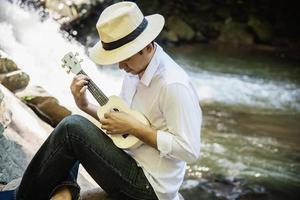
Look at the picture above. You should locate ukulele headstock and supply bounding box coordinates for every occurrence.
[61,52,83,74]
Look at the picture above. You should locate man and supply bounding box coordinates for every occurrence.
[1,1,201,200]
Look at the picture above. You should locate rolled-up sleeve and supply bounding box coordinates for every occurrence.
[157,83,202,164]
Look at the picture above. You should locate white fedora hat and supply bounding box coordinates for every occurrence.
[89,1,165,65]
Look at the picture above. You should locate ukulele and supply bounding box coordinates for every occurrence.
[61,52,149,149]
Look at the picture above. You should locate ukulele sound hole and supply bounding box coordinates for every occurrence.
[122,134,129,139]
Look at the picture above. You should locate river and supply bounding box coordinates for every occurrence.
[0,1,299,199]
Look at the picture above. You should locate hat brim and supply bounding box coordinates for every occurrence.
[89,14,165,65]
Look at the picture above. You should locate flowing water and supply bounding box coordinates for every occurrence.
[1,1,300,199]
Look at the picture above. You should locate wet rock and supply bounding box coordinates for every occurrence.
[166,16,195,41]
[0,70,30,92]
[0,51,19,73]
[218,19,254,46]
[45,0,94,24]
[160,30,179,43]
[180,175,268,200]
[0,88,11,131]
[195,31,208,42]
[248,15,272,42]
[200,24,220,40]
[0,85,50,183]
[81,188,110,200]
[216,7,232,20]
[0,85,95,190]
[16,85,72,127]
[1,178,21,191]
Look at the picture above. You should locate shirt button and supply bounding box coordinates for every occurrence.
[146,184,150,189]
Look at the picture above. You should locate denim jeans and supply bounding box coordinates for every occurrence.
[15,115,158,200]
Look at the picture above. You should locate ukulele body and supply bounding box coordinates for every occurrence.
[97,95,149,149]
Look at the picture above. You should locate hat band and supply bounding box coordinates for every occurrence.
[101,18,148,51]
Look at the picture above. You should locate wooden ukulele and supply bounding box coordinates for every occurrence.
[61,52,149,149]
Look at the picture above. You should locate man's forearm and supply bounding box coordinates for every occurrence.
[131,123,158,149]
[80,103,99,120]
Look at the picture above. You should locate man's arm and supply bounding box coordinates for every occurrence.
[156,83,202,163]
[131,123,157,149]
[99,112,158,148]
[99,83,202,163]
[70,74,99,120]
[80,103,99,120]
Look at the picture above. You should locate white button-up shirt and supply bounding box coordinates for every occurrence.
[119,44,202,200]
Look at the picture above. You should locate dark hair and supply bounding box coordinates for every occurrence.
[138,41,155,55]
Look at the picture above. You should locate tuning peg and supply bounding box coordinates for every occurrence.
[79,59,83,63]
[66,67,71,74]
[61,64,65,68]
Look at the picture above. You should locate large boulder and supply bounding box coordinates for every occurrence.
[44,0,93,24]
[0,51,30,92]
[0,85,51,183]
[0,51,19,73]
[160,30,179,43]
[218,19,254,46]
[0,88,9,133]
[0,85,98,194]
[165,16,195,42]
[81,188,110,200]
[0,70,30,92]
[16,85,72,127]
[248,15,272,42]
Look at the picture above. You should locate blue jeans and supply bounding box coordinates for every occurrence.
[15,115,158,200]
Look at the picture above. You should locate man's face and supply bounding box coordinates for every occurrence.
[118,49,148,76]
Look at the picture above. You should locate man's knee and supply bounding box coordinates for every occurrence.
[59,115,88,128]
[52,115,88,137]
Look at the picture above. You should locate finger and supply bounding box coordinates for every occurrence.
[73,74,90,82]
[99,118,109,125]
[79,85,88,94]
[101,125,109,130]
[70,76,88,91]
[76,79,89,87]
[104,112,111,118]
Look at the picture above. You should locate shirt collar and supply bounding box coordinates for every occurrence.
[139,43,162,87]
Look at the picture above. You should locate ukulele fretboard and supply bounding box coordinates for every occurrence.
[78,70,109,106]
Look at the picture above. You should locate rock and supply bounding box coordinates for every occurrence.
[166,16,195,41]
[0,84,51,151]
[16,85,72,127]
[45,0,93,24]
[0,85,96,191]
[216,7,232,20]
[200,24,220,40]
[0,85,51,183]
[0,51,19,73]
[0,88,12,130]
[0,88,3,103]
[248,15,272,42]
[180,175,267,200]
[1,178,21,191]
[218,19,254,46]
[81,188,110,200]
[160,30,179,43]
[0,70,30,92]
[195,31,208,42]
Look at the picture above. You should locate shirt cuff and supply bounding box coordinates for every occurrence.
[157,130,173,157]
